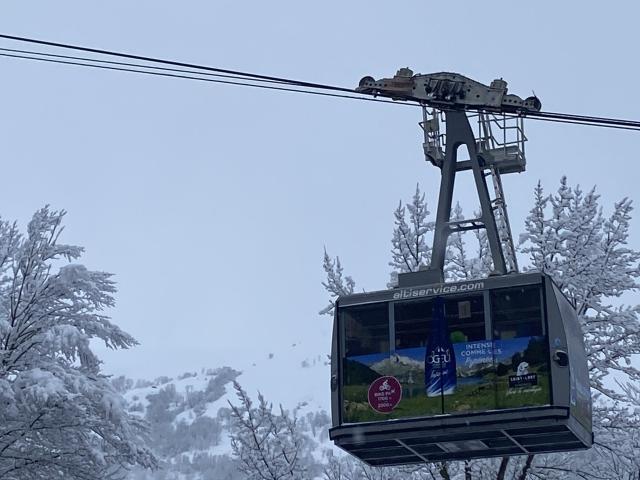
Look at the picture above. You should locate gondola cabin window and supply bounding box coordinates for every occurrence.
[491,285,544,340]
[341,303,391,423]
[340,285,551,423]
[491,285,550,408]
[343,303,389,358]
[393,299,440,416]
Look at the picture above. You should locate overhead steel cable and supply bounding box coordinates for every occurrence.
[0,46,294,85]
[0,33,358,94]
[526,110,640,129]
[1,33,640,131]
[524,117,640,132]
[502,112,640,131]
[4,49,639,130]
[0,51,409,106]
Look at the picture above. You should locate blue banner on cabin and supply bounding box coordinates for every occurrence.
[424,297,457,397]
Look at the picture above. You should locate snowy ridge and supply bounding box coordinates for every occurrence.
[117,330,336,478]
[122,342,330,419]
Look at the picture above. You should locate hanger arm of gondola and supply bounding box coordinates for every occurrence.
[356,68,640,130]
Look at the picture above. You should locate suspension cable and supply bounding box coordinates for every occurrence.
[2,33,640,131]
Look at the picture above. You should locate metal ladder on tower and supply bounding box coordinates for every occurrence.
[475,110,520,273]
[487,163,518,273]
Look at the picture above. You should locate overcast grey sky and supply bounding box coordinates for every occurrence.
[2,1,639,379]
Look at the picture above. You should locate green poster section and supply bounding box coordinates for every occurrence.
[342,336,550,424]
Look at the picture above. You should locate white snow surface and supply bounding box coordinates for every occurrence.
[121,319,335,458]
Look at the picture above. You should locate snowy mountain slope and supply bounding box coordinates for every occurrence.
[122,342,331,416]
[117,323,337,479]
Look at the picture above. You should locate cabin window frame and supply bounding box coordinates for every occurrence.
[336,277,551,425]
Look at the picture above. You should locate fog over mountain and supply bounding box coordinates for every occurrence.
[116,336,334,479]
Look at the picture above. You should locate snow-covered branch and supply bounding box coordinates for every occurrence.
[228,381,307,480]
[320,249,355,316]
[0,207,156,480]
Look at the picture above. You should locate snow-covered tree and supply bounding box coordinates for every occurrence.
[520,179,640,397]
[445,203,492,281]
[323,454,460,480]
[517,178,640,479]
[228,382,307,480]
[0,207,156,479]
[320,249,355,316]
[388,184,433,286]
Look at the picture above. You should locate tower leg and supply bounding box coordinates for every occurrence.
[425,110,507,283]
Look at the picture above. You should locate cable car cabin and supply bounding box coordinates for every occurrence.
[329,271,592,466]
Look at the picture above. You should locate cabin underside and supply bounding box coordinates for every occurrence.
[329,407,592,466]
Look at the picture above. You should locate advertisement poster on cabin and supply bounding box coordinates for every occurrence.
[342,335,551,423]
